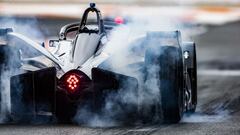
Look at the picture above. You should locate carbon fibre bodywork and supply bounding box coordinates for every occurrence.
[10,67,138,122]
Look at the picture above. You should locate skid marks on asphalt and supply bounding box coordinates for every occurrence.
[93,125,168,135]
[194,74,240,124]
[198,69,240,76]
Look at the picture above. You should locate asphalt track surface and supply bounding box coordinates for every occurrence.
[0,18,240,135]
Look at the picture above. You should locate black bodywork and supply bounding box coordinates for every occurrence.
[10,67,138,123]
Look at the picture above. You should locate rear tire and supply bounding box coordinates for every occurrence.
[0,45,21,71]
[0,45,21,122]
[145,46,184,123]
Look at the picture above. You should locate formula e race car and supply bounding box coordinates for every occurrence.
[0,3,197,124]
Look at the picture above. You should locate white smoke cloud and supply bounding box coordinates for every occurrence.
[0,70,11,121]
[182,110,230,123]
[0,17,46,41]
[74,16,185,126]
[0,17,47,123]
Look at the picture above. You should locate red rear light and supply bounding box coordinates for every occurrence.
[59,70,91,94]
[114,16,124,24]
[66,75,79,91]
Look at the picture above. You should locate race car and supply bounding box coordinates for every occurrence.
[0,3,197,124]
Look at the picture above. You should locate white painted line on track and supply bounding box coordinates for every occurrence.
[198,69,240,76]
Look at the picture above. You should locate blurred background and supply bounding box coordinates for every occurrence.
[1,0,239,75]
